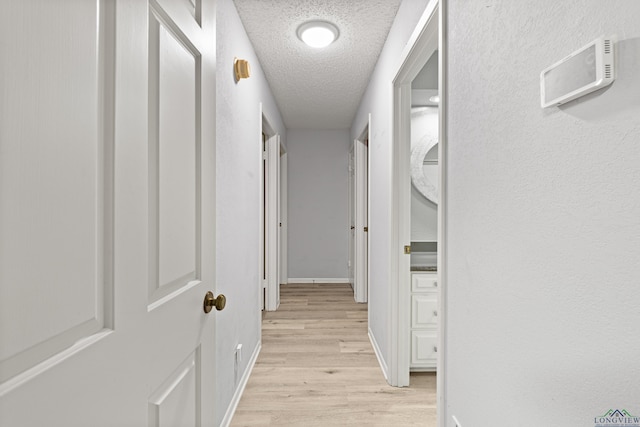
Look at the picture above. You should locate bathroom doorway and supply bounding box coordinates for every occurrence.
[353,120,370,304]
[389,0,442,392]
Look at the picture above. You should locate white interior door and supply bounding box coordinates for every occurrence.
[279,152,288,286]
[0,1,218,425]
[391,2,439,389]
[354,134,369,303]
[261,131,267,310]
[348,146,356,289]
[265,135,280,311]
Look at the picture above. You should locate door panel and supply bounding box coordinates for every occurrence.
[354,137,369,303]
[275,140,281,307]
[348,146,355,288]
[0,1,217,425]
[0,0,112,387]
[148,349,200,427]
[279,153,288,286]
[149,8,200,302]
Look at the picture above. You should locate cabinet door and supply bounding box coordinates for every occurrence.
[412,294,438,328]
[412,273,438,292]
[411,330,438,367]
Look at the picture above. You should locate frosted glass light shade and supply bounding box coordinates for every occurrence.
[297,21,339,48]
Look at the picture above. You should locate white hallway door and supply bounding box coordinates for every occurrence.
[264,135,281,311]
[0,1,218,426]
[348,146,356,288]
[354,134,369,303]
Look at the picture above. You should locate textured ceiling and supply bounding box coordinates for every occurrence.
[233,0,403,129]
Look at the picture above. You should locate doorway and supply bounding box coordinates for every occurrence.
[352,121,370,304]
[390,0,441,393]
[348,145,355,289]
[260,112,286,312]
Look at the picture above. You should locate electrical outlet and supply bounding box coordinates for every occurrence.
[452,415,461,427]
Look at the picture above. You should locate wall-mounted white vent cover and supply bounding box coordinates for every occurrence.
[540,36,615,108]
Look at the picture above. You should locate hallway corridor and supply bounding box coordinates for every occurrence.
[231,283,436,426]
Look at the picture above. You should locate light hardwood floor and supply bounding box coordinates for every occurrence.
[230,283,436,426]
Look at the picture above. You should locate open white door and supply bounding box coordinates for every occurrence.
[354,125,370,304]
[348,146,356,289]
[0,1,218,425]
[264,135,281,311]
[390,0,439,389]
[279,151,288,286]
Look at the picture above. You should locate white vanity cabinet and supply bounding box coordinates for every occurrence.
[410,272,438,370]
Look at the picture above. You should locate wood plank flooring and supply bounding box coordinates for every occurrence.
[230,283,436,426]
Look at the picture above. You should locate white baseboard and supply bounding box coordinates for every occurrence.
[219,341,261,427]
[287,278,350,284]
[369,327,388,382]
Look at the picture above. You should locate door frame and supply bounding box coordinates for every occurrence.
[259,108,272,311]
[260,109,283,312]
[265,135,283,311]
[389,0,442,394]
[348,144,355,289]
[279,148,288,287]
[354,118,370,304]
[437,3,448,422]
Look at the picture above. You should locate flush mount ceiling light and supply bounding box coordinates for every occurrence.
[297,21,339,48]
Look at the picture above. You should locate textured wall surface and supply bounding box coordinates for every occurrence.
[351,0,432,375]
[445,1,640,425]
[287,129,350,279]
[215,0,286,424]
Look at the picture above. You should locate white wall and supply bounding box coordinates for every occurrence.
[287,129,350,280]
[351,0,432,375]
[444,1,640,426]
[215,0,286,424]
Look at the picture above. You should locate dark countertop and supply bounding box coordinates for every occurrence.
[410,266,437,272]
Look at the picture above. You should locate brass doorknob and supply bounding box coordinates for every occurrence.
[203,291,226,313]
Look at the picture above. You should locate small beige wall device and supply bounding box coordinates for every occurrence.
[540,36,615,108]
